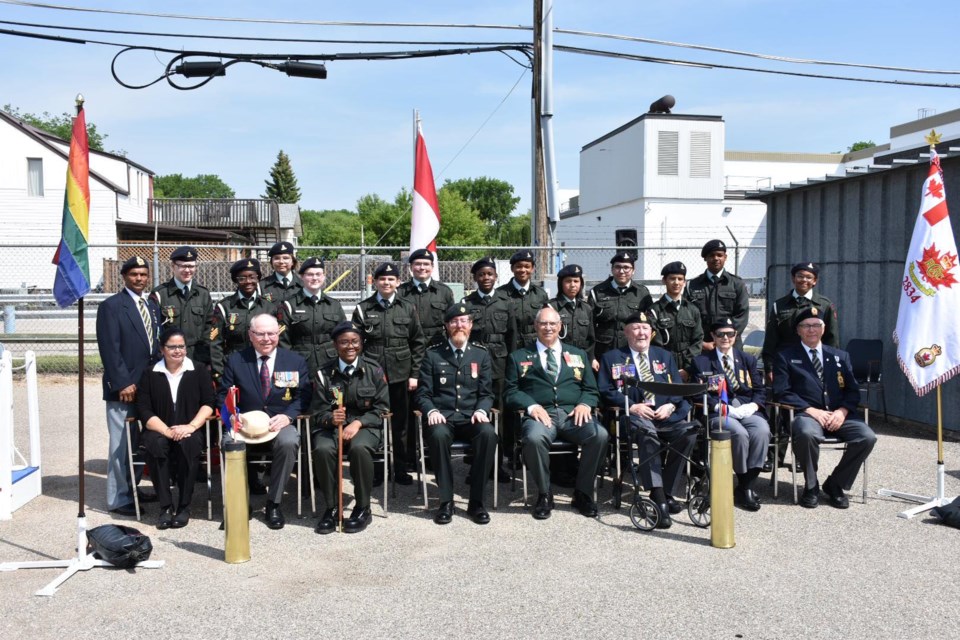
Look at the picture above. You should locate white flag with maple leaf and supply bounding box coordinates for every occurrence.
[894,147,960,395]
[410,120,440,257]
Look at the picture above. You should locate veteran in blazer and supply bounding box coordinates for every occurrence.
[218,314,312,529]
[504,306,608,520]
[773,307,875,509]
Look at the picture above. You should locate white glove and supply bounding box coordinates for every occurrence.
[724,405,743,420]
[739,403,759,417]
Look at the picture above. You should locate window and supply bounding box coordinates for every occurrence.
[690,131,712,178]
[27,158,44,196]
[657,130,679,176]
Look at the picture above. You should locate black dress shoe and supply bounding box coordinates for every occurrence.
[533,493,552,520]
[137,489,158,503]
[265,501,285,529]
[466,501,490,525]
[315,507,339,534]
[344,506,372,533]
[110,503,138,517]
[800,485,820,509]
[394,471,413,486]
[572,490,599,518]
[761,461,774,473]
[434,501,454,525]
[171,507,191,528]
[655,503,674,529]
[822,478,850,509]
[780,460,803,473]
[157,506,174,530]
[734,488,761,512]
[665,496,683,515]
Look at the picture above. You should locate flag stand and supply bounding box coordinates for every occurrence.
[878,387,957,518]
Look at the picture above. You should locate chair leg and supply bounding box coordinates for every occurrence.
[522,455,528,507]
[125,421,141,522]
[790,419,798,505]
[384,416,391,516]
[205,423,212,520]
[417,415,428,509]
[304,420,316,517]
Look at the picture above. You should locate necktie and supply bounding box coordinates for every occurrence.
[282,277,290,288]
[180,286,189,298]
[137,298,153,349]
[519,289,527,297]
[311,295,318,305]
[260,355,271,399]
[810,349,824,381]
[722,355,740,391]
[619,287,627,295]
[419,283,427,293]
[344,364,354,377]
[637,354,655,403]
[545,348,558,380]
[382,298,391,309]
[455,348,463,365]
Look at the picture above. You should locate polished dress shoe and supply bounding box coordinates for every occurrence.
[157,506,174,530]
[655,503,673,529]
[137,489,158,503]
[110,503,138,517]
[665,496,683,515]
[172,507,191,528]
[344,506,372,533]
[572,490,599,518]
[394,471,413,486]
[466,501,490,525]
[434,501,454,525]
[800,485,820,509]
[265,501,285,529]
[761,461,774,473]
[822,478,850,509]
[533,493,552,520]
[315,507,339,534]
[734,488,761,512]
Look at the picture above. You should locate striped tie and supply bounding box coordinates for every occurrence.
[637,354,655,403]
[810,349,824,381]
[545,348,558,380]
[137,298,153,350]
[722,355,740,391]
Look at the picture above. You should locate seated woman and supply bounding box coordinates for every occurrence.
[136,327,215,529]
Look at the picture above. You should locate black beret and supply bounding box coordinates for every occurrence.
[268,242,295,257]
[169,246,198,262]
[443,303,472,323]
[791,262,819,277]
[794,306,824,327]
[229,258,261,279]
[510,250,535,265]
[121,256,149,274]
[299,257,325,274]
[374,262,399,278]
[557,264,584,280]
[710,317,736,333]
[701,239,727,257]
[471,256,496,274]
[661,261,687,277]
[330,321,362,341]
[610,251,636,265]
[409,248,435,263]
[624,311,653,326]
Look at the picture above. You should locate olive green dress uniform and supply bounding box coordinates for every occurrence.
[685,269,750,350]
[462,289,517,384]
[209,292,278,381]
[761,291,840,369]
[261,272,303,304]
[311,355,390,510]
[649,295,703,373]
[496,281,549,350]
[150,279,214,365]
[589,278,653,362]
[277,291,346,374]
[397,279,456,347]
[549,295,596,363]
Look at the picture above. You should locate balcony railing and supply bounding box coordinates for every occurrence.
[148,198,280,230]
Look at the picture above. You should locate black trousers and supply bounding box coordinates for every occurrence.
[389,382,412,470]
[142,428,203,510]
[425,414,498,503]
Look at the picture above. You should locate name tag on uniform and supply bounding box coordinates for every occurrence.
[790,359,803,365]
[274,371,299,388]
[295,310,306,314]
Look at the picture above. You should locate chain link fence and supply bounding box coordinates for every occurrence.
[0,242,766,375]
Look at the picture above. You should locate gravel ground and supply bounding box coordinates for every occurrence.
[1,377,958,639]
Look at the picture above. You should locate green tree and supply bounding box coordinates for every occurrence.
[500,212,532,252]
[299,209,363,253]
[358,189,412,252]
[153,173,236,199]
[434,186,488,260]
[443,177,520,233]
[262,150,301,203]
[3,103,107,151]
[848,140,877,152]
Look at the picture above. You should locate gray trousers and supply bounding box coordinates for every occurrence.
[521,407,609,496]
[426,415,497,504]
[709,412,771,475]
[791,414,876,491]
[313,427,382,509]
[105,401,138,510]
[629,417,698,499]
[245,423,300,505]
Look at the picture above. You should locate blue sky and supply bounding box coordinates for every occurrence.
[3,1,959,215]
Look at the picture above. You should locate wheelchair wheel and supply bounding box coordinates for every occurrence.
[687,479,711,528]
[629,497,660,531]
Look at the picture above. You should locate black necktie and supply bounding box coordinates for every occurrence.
[344,364,354,377]
[282,277,290,288]
[455,348,463,365]
[382,299,391,309]
[419,283,427,293]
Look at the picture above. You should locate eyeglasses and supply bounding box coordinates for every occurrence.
[336,339,362,348]
[714,331,736,338]
[251,331,279,339]
[164,344,187,351]
[612,265,633,271]
[536,321,560,328]
[172,263,197,270]
[797,323,823,330]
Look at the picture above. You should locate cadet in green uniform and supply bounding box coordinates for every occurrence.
[397,248,455,347]
[277,257,346,374]
[685,239,749,352]
[589,250,653,367]
[549,263,596,365]
[495,250,549,350]
[209,259,279,383]
[415,304,498,526]
[261,241,303,304]
[149,245,214,366]
[352,262,427,485]
[311,321,390,535]
[650,261,703,381]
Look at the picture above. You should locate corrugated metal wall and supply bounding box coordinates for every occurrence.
[758,154,960,430]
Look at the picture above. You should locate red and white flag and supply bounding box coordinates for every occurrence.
[410,121,440,256]
[894,145,960,396]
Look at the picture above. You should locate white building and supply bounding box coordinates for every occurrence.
[0,109,153,291]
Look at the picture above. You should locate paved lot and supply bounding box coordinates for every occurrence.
[1,377,959,639]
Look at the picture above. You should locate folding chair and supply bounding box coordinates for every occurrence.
[512,409,598,507]
[846,339,887,421]
[236,415,312,518]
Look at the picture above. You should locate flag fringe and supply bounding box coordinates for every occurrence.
[893,329,960,397]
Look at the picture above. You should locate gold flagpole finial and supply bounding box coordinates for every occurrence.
[925,129,942,147]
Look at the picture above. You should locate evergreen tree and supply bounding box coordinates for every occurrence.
[262,150,301,203]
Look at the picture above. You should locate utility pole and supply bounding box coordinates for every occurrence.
[531,0,549,273]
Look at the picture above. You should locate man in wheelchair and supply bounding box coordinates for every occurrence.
[597,312,698,529]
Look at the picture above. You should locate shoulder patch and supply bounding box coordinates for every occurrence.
[470,341,487,351]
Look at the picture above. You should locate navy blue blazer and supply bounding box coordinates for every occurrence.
[597,345,690,424]
[772,343,860,413]
[218,347,312,422]
[96,289,161,401]
[691,348,765,414]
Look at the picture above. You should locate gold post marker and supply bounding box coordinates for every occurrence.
[710,429,736,549]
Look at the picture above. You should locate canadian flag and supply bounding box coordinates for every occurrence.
[894,147,960,395]
[410,121,440,256]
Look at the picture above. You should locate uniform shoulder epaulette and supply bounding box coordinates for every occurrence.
[470,341,488,351]
[428,341,446,351]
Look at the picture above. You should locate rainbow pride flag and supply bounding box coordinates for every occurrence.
[51,104,91,307]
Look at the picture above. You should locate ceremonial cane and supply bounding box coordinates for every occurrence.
[334,389,345,533]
